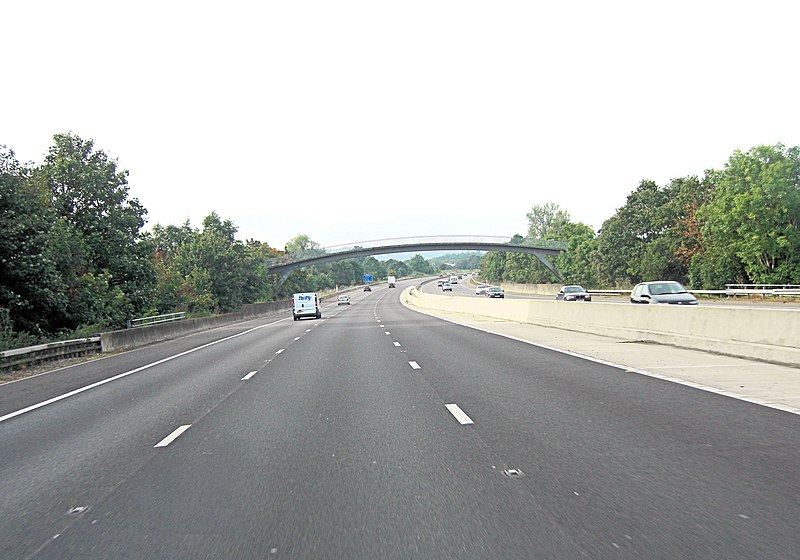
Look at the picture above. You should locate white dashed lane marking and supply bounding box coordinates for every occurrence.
[154,425,192,448]
[445,404,474,425]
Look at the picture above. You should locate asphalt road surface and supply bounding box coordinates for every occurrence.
[1,280,798,559]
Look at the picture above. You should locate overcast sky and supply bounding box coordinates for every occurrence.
[4,1,798,249]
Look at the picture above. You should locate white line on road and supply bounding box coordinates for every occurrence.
[0,321,281,424]
[385,331,391,335]
[276,349,285,355]
[445,404,474,425]
[409,361,421,369]
[393,342,401,347]
[154,424,192,448]
[242,371,258,380]
[293,336,301,341]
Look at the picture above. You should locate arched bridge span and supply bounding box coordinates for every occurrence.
[267,236,567,286]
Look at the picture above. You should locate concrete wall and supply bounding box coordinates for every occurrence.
[499,283,561,296]
[101,300,292,353]
[404,287,800,367]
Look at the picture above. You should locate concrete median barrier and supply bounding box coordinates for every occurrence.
[403,287,800,367]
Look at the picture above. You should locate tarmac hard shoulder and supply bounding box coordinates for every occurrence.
[405,304,800,417]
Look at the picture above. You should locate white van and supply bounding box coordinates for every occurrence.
[292,292,321,320]
[449,275,459,284]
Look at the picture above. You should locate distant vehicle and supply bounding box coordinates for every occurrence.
[437,280,444,287]
[388,276,396,288]
[486,286,504,298]
[442,282,453,292]
[630,281,698,305]
[449,275,459,284]
[363,285,372,292]
[475,284,490,295]
[293,292,321,320]
[556,285,592,302]
[337,295,351,305]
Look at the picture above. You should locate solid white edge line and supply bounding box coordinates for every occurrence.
[0,321,282,424]
[403,304,800,417]
[409,361,421,370]
[445,404,474,425]
[242,371,258,381]
[154,424,192,448]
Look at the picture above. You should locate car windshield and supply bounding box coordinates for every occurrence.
[564,286,583,293]
[649,282,687,295]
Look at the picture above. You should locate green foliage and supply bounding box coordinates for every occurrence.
[481,251,506,282]
[151,212,274,313]
[527,202,570,239]
[36,133,156,319]
[0,147,63,334]
[407,254,434,274]
[362,256,386,279]
[698,144,800,284]
[552,222,597,286]
[383,259,411,278]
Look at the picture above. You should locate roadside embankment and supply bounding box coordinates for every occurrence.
[403,287,800,367]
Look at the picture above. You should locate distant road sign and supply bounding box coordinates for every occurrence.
[363,274,373,283]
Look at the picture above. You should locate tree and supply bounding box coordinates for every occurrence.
[383,259,411,278]
[595,180,669,286]
[33,133,155,328]
[285,234,324,258]
[0,147,63,334]
[407,254,434,274]
[526,203,570,240]
[481,251,505,282]
[697,144,800,284]
[362,256,386,279]
[552,222,597,286]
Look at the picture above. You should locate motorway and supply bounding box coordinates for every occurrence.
[1,279,798,559]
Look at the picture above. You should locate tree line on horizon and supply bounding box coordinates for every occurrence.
[2,133,798,349]
[482,144,800,290]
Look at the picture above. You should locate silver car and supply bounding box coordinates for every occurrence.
[630,281,697,305]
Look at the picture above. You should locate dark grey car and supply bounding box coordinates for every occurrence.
[556,285,592,301]
[630,281,697,305]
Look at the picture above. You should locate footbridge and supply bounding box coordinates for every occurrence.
[267,236,567,286]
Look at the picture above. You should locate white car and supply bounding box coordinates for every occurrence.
[337,295,351,305]
[442,282,453,292]
[475,284,490,295]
